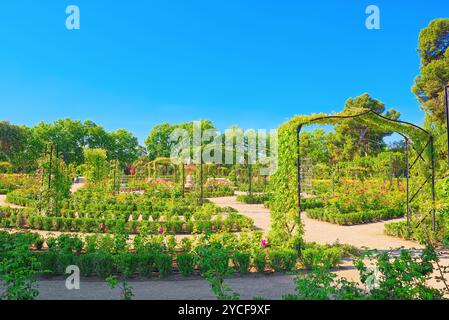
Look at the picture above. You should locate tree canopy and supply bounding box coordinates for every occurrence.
[412,18,449,127]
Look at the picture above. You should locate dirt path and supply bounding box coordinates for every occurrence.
[209,196,421,250]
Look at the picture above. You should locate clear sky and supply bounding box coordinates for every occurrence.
[0,0,448,143]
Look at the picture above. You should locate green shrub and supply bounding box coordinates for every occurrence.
[136,252,155,277]
[268,248,298,272]
[177,253,195,277]
[155,253,172,277]
[236,194,269,205]
[77,253,96,277]
[0,162,13,174]
[37,251,58,276]
[301,198,325,210]
[307,207,403,225]
[56,253,77,275]
[232,251,251,274]
[384,221,413,239]
[253,251,266,273]
[114,253,138,278]
[302,246,344,269]
[94,252,115,278]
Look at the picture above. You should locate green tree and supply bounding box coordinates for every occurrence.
[31,119,86,164]
[83,148,109,184]
[334,94,400,160]
[300,129,330,165]
[145,120,216,160]
[0,121,27,163]
[109,129,142,165]
[84,120,113,150]
[412,19,449,127]
[412,19,449,173]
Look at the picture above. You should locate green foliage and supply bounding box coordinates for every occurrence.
[195,243,239,300]
[155,253,173,277]
[305,180,405,225]
[176,253,195,277]
[0,174,38,195]
[0,121,32,171]
[301,198,325,210]
[413,19,449,127]
[236,194,270,205]
[283,267,363,300]
[145,120,216,160]
[301,245,344,269]
[285,247,447,300]
[0,162,13,174]
[268,248,298,272]
[355,248,444,300]
[232,251,251,274]
[83,149,109,184]
[106,275,134,300]
[307,207,403,225]
[333,94,399,160]
[0,232,41,300]
[252,251,266,273]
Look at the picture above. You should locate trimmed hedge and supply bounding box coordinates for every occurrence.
[301,246,344,269]
[306,207,404,225]
[5,189,38,207]
[384,221,413,239]
[268,248,298,272]
[301,198,325,210]
[0,207,254,235]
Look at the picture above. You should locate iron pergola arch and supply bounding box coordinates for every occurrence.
[296,109,436,232]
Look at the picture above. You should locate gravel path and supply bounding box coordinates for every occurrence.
[209,196,421,250]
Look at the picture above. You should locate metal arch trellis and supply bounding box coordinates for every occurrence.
[296,109,436,232]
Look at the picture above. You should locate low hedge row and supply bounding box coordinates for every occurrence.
[301,198,325,210]
[384,221,413,239]
[35,248,299,277]
[0,211,254,235]
[5,190,38,207]
[0,232,302,278]
[306,207,404,225]
[236,194,269,204]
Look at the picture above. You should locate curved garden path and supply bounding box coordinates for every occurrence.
[209,196,422,250]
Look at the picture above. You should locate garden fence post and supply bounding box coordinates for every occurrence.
[248,163,252,196]
[200,152,204,205]
[430,136,436,232]
[297,125,302,219]
[405,138,411,230]
[48,143,53,190]
[445,84,449,167]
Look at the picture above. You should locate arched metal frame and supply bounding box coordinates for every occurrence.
[149,157,178,181]
[296,110,436,232]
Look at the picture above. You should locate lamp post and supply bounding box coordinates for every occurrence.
[445,84,449,166]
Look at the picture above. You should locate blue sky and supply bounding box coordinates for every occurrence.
[0,0,448,143]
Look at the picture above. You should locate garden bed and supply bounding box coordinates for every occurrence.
[306,207,404,225]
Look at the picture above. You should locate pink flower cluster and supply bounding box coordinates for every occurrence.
[261,239,268,248]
